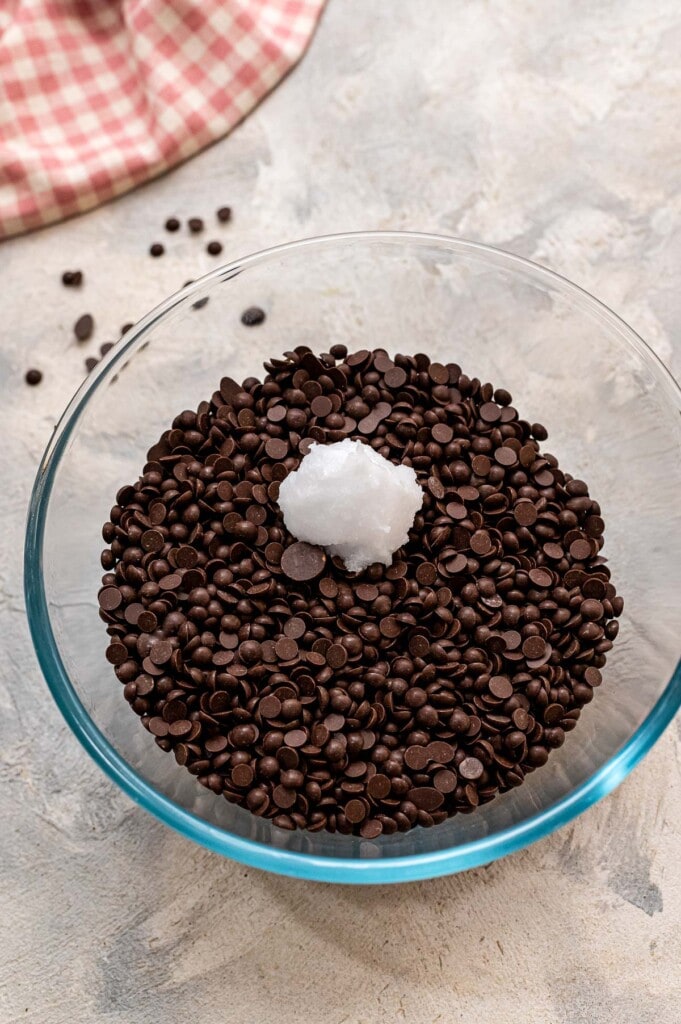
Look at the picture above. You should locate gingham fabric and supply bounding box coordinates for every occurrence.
[0,0,325,238]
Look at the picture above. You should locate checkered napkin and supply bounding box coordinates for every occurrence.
[0,0,325,238]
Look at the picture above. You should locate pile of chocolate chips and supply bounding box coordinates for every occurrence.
[99,347,622,837]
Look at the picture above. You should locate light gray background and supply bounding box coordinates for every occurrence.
[2,2,680,1022]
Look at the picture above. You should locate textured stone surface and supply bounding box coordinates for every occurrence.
[2,2,680,1022]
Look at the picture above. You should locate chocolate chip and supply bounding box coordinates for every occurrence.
[584,667,602,687]
[367,774,391,799]
[149,243,164,257]
[326,644,348,669]
[105,642,127,665]
[345,799,367,824]
[206,241,223,256]
[188,217,204,233]
[98,586,122,611]
[502,630,521,651]
[265,438,288,460]
[570,538,592,561]
[61,270,83,286]
[495,446,518,467]
[428,363,449,385]
[273,785,296,809]
[470,530,492,556]
[284,729,308,748]
[311,395,333,418]
[472,455,491,476]
[433,770,457,793]
[25,368,42,386]
[415,562,437,585]
[241,306,266,326]
[217,206,232,222]
[74,314,94,341]
[232,763,255,787]
[149,640,173,665]
[165,217,180,232]
[360,819,383,839]
[528,568,552,588]
[479,402,501,423]
[513,500,537,526]
[384,366,407,389]
[459,757,484,781]
[259,696,282,719]
[274,637,298,661]
[522,636,546,660]
[404,745,429,771]
[409,635,430,658]
[489,676,513,699]
[281,541,326,581]
[407,787,444,811]
[432,423,454,444]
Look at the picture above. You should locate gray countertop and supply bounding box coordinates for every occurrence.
[2,2,680,1022]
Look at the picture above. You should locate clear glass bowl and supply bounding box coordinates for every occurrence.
[25,232,681,883]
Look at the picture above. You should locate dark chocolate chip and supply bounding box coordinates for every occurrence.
[74,314,94,341]
[241,306,266,327]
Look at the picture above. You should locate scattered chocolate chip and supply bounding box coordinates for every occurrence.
[149,243,164,257]
[121,323,133,334]
[25,368,42,386]
[206,240,223,256]
[188,217,204,233]
[241,306,266,327]
[217,206,232,223]
[61,270,83,287]
[165,217,181,232]
[74,314,94,341]
[84,357,99,373]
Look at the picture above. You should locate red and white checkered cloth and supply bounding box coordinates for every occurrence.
[0,0,325,238]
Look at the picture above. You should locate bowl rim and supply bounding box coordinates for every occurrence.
[24,230,681,883]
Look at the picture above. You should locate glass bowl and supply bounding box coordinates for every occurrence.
[25,232,681,883]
